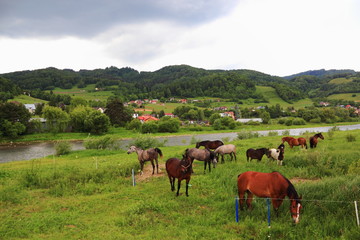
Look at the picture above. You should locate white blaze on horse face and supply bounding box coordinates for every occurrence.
[294,203,301,224]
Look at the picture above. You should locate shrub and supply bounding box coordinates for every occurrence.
[346,134,356,142]
[267,131,278,136]
[158,118,180,133]
[55,141,71,156]
[237,130,260,140]
[293,118,306,125]
[125,119,142,131]
[83,136,118,150]
[285,119,293,126]
[131,134,166,149]
[309,117,321,123]
[141,122,158,133]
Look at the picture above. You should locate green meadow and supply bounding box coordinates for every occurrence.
[1,130,359,239]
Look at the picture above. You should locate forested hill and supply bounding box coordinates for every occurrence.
[284,69,356,79]
[1,65,359,102]
[1,65,303,103]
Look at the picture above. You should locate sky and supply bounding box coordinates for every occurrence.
[1,0,359,77]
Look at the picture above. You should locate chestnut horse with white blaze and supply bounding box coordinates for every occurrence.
[237,171,302,224]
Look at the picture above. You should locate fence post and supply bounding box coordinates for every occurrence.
[132,169,136,187]
[235,197,239,222]
[267,198,271,228]
[355,201,359,226]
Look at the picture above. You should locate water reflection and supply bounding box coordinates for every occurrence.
[1,124,359,163]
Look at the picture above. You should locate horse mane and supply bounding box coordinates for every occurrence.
[273,171,300,202]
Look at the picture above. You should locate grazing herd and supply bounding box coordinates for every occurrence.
[127,132,324,223]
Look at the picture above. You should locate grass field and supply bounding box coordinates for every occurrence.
[1,130,359,239]
[328,93,360,102]
[50,84,114,101]
[328,77,354,85]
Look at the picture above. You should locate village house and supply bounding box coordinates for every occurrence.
[137,115,159,123]
[24,104,36,114]
[219,111,235,119]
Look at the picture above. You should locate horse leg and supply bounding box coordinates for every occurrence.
[185,177,190,197]
[233,152,237,161]
[208,160,211,172]
[221,154,224,164]
[176,179,182,196]
[150,160,155,175]
[238,192,245,211]
[140,161,144,175]
[155,158,159,174]
[271,198,284,217]
[246,192,254,210]
[168,176,175,191]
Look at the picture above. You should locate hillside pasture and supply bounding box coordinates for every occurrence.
[328,92,360,102]
[49,84,115,101]
[1,130,359,239]
[10,94,48,104]
[329,77,353,84]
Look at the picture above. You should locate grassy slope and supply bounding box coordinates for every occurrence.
[1,130,360,239]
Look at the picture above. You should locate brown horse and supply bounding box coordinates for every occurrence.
[165,154,192,196]
[282,136,308,149]
[310,133,324,148]
[237,171,303,224]
[195,140,224,150]
[127,146,163,175]
[185,148,216,173]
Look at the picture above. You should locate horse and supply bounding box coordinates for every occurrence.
[267,143,285,166]
[195,140,224,150]
[165,154,192,196]
[310,133,324,148]
[237,171,303,224]
[282,136,308,149]
[184,148,216,173]
[246,148,269,162]
[127,146,163,175]
[214,144,236,163]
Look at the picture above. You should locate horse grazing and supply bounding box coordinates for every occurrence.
[237,171,303,224]
[214,144,237,163]
[282,136,308,149]
[310,133,324,148]
[195,140,224,150]
[267,143,285,166]
[185,148,216,173]
[246,148,269,162]
[165,154,192,196]
[127,146,163,175]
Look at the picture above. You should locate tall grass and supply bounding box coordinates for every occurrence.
[1,131,360,239]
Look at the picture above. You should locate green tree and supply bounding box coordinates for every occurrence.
[209,113,221,125]
[70,106,91,132]
[104,98,132,127]
[260,111,271,124]
[1,120,26,138]
[84,110,110,134]
[42,106,70,133]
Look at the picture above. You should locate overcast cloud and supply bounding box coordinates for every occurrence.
[1,0,359,76]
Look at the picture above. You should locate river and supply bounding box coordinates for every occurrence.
[1,124,360,163]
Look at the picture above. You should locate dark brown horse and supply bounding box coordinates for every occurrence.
[195,140,224,150]
[246,148,269,162]
[282,136,308,149]
[127,146,163,175]
[165,154,192,196]
[310,133,324,148]
[237,171,303,224]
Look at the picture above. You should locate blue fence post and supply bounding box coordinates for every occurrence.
[235,197,239,223]
[267,198,271,228]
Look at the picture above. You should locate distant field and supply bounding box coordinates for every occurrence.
[10,94,48,104]
[50,84,114,101]
[329,77,353,84]
[328,93,360,102]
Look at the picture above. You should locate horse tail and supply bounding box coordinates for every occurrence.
[155,148,163,158]
[304,143,308,149]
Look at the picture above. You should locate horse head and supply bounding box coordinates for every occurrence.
[127,145,137,154]
[318,133,324,140]
[195,142,200,148]
[290,196,302,224]
[181,154,192,173]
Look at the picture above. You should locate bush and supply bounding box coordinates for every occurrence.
[55,141,71,156]
[237,130,260,140]
[158,118,180,133]
[346,134,356,142]
[131,134,166,149]
[293,118,306,125]
[125,119,142,131]
[285,119,293,126]
[141,122,158,133]
[83,136,118,150]
[309,117,321,123]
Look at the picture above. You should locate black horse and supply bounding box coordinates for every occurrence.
[246,148,269,162]
[195,140,224,150]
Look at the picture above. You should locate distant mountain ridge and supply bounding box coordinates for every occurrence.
[284,69,356,79]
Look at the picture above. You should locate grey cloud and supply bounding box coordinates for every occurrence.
[0,0,238,38]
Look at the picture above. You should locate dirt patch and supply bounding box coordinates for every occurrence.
[134,108,153,112]
[291,177,320,184]
[135,162,166,182]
